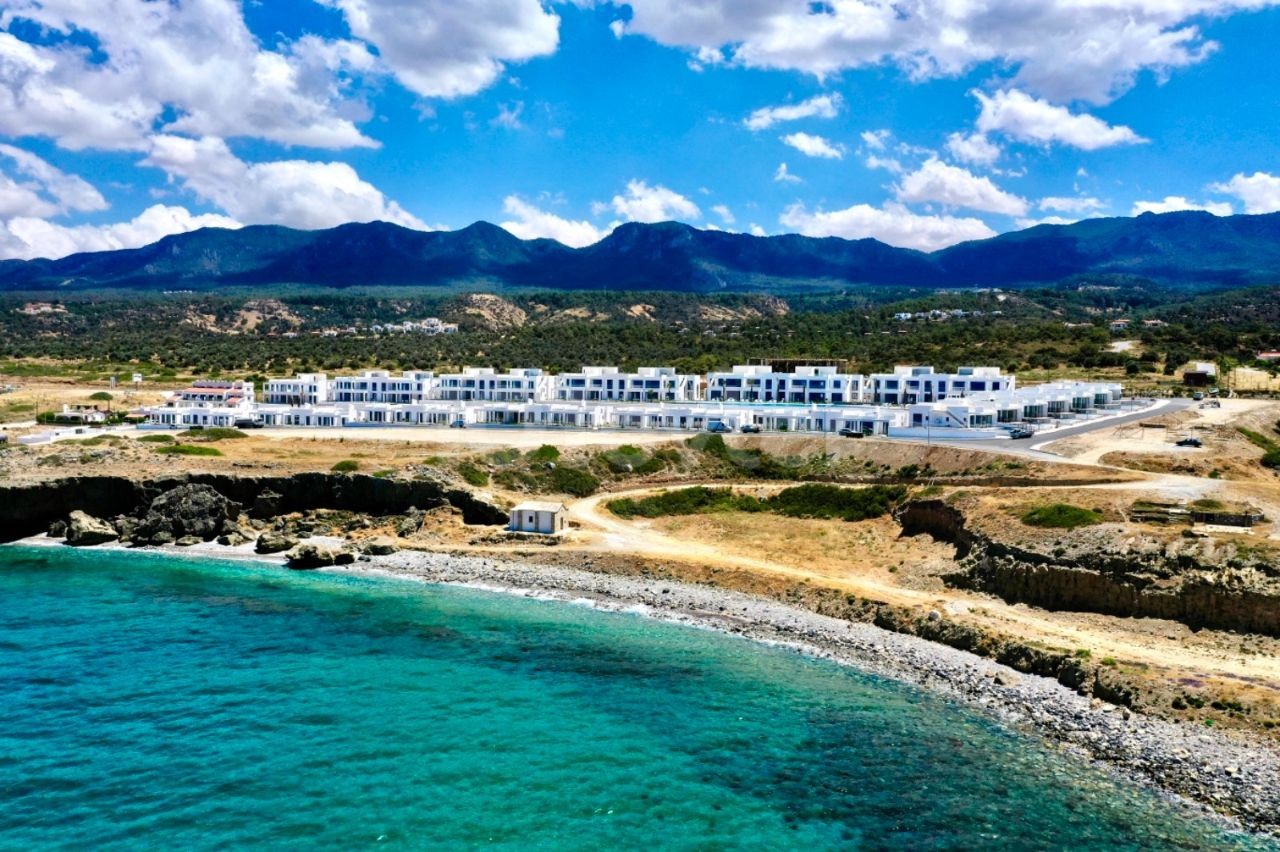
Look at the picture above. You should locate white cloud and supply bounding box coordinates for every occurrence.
[1,2,378,151]
[861,129,891,151]
[0,144,107,215]
[865,154,903,174]
[781,132,844,159]
[895,158,1028,216]
[143,135,425,231]
[945,132,1000,166]
[610,0,1273,104]
[1131,196,1232,216]
[319,0,560,99]
[1211,172,1280,214]
[0,204,240,260]
[1039,196,1105,213]
[774,162,802,184]
[491,101,525,130]
[711,204,735,224]
[499,195,606,247]
[749,223,766,237]
[780,201,995,252]
[607,179,700,222]
[974,89,1146,151]
[744,93,842,131]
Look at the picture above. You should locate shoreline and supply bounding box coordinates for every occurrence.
[10,535,1280,837]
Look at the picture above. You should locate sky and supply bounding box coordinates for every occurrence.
[1,1,1280,260]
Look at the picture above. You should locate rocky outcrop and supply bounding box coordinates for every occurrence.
[361,537,399,556]
[0,473,508,542]
[898,499,1280,637]
[128,484,242,545]
[255,531,297,554]
[65,511,117,546]
[286,543,356,570]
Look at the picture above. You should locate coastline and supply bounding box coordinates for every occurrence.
[10,535,1280,837]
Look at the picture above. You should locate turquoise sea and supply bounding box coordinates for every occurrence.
[0,544,1270,850]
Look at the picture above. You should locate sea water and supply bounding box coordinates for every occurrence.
[0,544,1270,850]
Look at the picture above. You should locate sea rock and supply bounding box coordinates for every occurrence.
[217,526,253,547]
[132,484,242,545]
[250,488,283,520]
[175,536,202,547]
[47,519,67,538]
[286,543,356,570]
[255,531,297,554]
[361,537,399,556]
[65,511,118,546]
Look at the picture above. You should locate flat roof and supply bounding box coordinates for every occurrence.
[511,501,566,513]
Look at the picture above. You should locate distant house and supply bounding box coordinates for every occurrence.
[1257,351,1280,362]
[1183,362,1218,388]
[508,501,567,535]
[1108,318,1131,334]
[56,404,107,424]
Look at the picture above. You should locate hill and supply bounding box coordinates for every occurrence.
[2,210,1279,293]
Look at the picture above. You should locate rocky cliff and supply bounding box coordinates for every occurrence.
[0,473,507,542]
[897,500,1280,636]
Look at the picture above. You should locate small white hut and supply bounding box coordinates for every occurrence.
[508,501,567,535]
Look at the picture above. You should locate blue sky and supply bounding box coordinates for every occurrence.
[1,0,1279,259]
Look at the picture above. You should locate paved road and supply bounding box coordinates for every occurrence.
[917,398,1192,460]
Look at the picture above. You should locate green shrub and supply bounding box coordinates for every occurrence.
[608,487,756,519]
[486,448,522,466]
[331,459,360,472]
[526,444,561,464]
[88,391,113,401]
[137,433,175,443]
[178,427,247,442]
[371,469,395,479]
[154,444,223,456]
[549,466,599,497]
[457,461,490,487]
[764,484,907,522]
[1020,503,1103,529]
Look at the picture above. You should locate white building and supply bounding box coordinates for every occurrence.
[706,365,865,404]
[332,370,436,404]
[174,380,254,407]
[263,373,329,406]
[869,366,1013,404]
[436,368,552,402]
[508,501,567,534]
[553,366,702,402]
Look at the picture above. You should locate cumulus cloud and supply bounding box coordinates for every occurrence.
[1211,172,1280,214]
[780,201,995,252]
[319,0,560,99]
[0,144,107,217]
[1039,196,1105,213]
[143,135,426,231]
[744,93,842,131]
[861,129,891,151]
[945,132,1001,166]
[0,203,240,261]
[974,89,1146,151]
[895,158,1028,216]
[499,195,606,247]
[606,180,700,223]
[711,204,735,224]
[1131,196,1232,216]
[774,162,802,184]
[781,132,844,159]
[1015,215,1080,228]
[608,0,1274,105]
[0,2,378,151]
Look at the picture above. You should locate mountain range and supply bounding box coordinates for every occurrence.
[3,210,1280,293]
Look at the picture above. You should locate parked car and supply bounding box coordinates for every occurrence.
[739,424,761,434]
[1175,437,1203,447]
[1192,392,1205,401]
[1006,428,1035,440]
[233,418,264,429]
[706,421,731,433]
[449,419,467,429]
[838,428,865,438]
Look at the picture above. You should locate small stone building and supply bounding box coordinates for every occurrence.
[508,501,567,535]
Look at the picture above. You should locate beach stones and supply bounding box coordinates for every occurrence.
[65,511,118,546]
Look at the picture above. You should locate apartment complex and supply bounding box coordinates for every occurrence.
[706,365,865,404]
[553,367,702,402]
